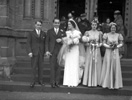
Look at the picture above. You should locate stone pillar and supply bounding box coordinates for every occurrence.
[0,0,8,27]
[125,0,132,58]
[85,0,98,21]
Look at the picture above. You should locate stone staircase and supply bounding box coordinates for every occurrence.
[0,58,132,96]
[10,58,132,86]
[11,57,64,84]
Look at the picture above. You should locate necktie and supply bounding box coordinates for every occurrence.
[37,30,40,36]
[55,28,58,34]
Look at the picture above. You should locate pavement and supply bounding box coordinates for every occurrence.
[0,91,132,100]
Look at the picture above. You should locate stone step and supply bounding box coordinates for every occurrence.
[0,81,132,96]
[16,61,132,66]
[13,67,51,75]
[10,74,132,86]
[15,62,50,68]
[13,67,64,75]
[121,65,132,71]
[16,56,49,62]
[121,59,132,65]
[13,67,132,79]
[11,74,50,83]
[123,78,132,86]
[122,71,132,78]
[11,74,64,84]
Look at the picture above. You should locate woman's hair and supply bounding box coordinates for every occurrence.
[68,20,76,28]
[91,20,99,29]
[109,22,117,30]
[91,20,98,25]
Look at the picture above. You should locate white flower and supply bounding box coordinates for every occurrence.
[67,38,73,45]
[62,37,68,43]
[73,38,79,44]
[82,36,88,42]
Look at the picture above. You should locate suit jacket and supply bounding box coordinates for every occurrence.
[45,28,66,54]
[27,29,46,56]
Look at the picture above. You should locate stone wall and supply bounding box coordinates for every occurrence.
[0,0,57,60]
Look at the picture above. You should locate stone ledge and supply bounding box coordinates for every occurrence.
[0,27,47,38]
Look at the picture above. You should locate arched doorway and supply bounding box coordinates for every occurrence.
[58,0,85,19]
[97,0,126,23]
[58,0,126,22]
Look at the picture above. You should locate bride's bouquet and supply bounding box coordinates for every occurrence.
[67,35,79,50]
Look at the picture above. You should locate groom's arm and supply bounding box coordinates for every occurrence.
[56,29,66,44]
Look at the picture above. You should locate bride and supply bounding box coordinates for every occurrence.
[58,19,85,87]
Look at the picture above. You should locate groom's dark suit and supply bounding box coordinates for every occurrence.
[45,28,66,85]
[27,29,46,84]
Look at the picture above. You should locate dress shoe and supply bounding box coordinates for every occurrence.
[38,82,45,86]
[51,84,55,88]
[55,83,60,88]
[30,82,35,88]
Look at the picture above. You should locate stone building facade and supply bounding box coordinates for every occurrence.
[0,0,132,66]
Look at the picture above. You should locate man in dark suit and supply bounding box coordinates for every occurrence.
[27,20,46,88]
[78,13,91,35]
[45,18,66,88]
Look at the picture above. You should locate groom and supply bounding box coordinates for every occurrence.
[45,18,66,88]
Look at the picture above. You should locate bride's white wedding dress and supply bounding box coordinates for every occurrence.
[63,30,81,87]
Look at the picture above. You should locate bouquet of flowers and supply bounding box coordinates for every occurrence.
[67,36,79,50]
[109,41,117,50]
[82,36,89,42]
[90,39,97,47]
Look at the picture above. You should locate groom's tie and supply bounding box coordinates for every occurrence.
[55,28,58,35]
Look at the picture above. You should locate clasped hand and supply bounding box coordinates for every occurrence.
[91,43,100,47]
[28,53,33,57]
[56,38,62,43]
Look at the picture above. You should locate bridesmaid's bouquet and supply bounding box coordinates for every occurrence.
[109,41,117,50]
[90,39,97,47]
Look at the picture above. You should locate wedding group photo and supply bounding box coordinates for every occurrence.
[0,0,132,100]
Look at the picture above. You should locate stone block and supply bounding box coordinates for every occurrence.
[0,5,7,16]
[15,38,28,57]
[0,0,7,5]
[0,17,7,26]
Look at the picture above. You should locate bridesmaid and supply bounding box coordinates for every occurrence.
[82,20,102,87]
[100,22,123,89]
